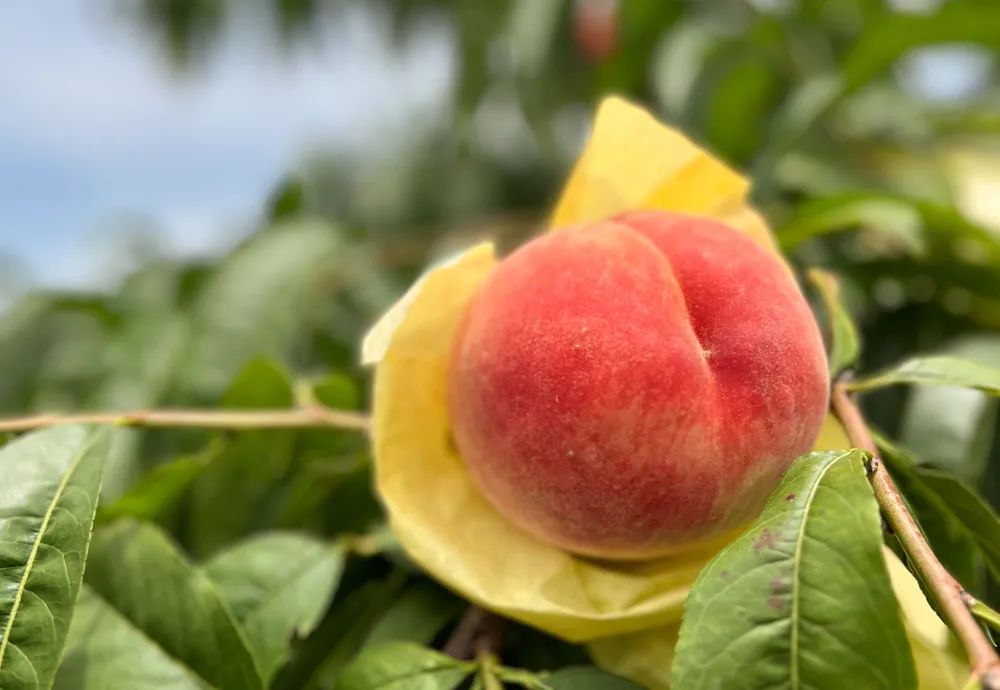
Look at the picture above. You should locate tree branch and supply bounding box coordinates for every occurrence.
[0,407,370,433]
[444,606,506,661]
[831,381,1000,689]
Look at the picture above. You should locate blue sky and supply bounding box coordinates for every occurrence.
[1,2,990,301]
[0,3,453,295]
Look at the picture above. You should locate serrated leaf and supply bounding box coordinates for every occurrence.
[808,269,860,377]
[204,532,347,682]
[672,450,916,690]
[334,643,474,690]
[850,355,1000,395]
[77,520,263,690]
[543,666,643,689]
[0,425,109,690]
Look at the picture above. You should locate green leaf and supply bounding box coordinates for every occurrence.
[900,335,1000,484]
[877,435,1000,588]
[204,532,347,683]
[912,469,1000,581]
[757,4,1000,193]
[842,5,1000,94]
[79,520,263,690]
[186,358,296,556]
[850,355,1000,395]
[807,269,860,377]
[970,599,1000,632]
[310,372,362,411]
[364,581,464,649]
[543,666,643,689]
[334,643,474,690]
[99,442,220,523]
[176,220,340,400]
[0,426,109,690]
[778,194,924,251]
[274,571,408,690]
[88,312,189,499]
[54,586,211,690]
[671,450,916,690]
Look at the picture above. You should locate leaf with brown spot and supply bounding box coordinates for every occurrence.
[672,450,916,690]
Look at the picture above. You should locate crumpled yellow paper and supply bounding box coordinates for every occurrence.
[364,96,966,685]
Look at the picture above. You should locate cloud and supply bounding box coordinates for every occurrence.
[0,2,455,291]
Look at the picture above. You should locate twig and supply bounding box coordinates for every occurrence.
[0,407,370,433]
[443,606,507,661]
[831,380,1000,689]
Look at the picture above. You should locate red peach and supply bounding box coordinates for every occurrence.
[448,211,829,559]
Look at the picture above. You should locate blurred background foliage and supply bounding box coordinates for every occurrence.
[5,0,1000,682]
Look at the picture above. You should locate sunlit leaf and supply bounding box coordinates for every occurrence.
[672,450,916,690]
[0,426,109,690]
[850,355,1000,395]
[900,335,1000,484]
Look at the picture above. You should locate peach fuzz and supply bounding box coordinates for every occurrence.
[448,211,829,559]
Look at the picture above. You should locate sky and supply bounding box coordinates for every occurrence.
[0,2,453,295]
[1,2,991,301]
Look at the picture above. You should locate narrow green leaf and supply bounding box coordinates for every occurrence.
[913,469,1000,581]
[842,6,1000,93]
[877,435,1000,587]
[807,269,860,376]
[543,666,643,689]
[850,355,1000,395]
[969,599,1000,633]
[757,5,1000,192]
[80,520,263,690]
[0,426,109,690]
[334,643,474,690]
[672,450,916,690]
[205,532,347,683]
[99,442,220,523]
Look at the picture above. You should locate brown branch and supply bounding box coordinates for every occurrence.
[831,381,1000,689]
[443,606,506,661]
[0,407,370,434]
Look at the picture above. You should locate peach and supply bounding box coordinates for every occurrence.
[448,211,829,559]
